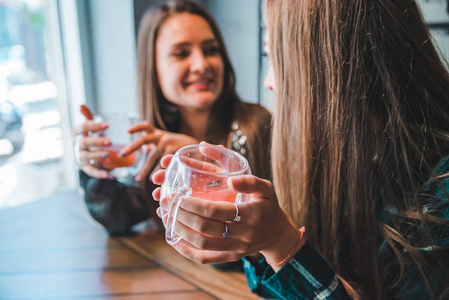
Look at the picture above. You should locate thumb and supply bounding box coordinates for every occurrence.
[80,104,94,120]
[228,175,275,199]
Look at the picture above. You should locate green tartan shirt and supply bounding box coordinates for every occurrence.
[243,157,449,299]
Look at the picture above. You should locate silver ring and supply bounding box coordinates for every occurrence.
[233,203,241,222]
[89,158,97,165]
[222,222,230,238]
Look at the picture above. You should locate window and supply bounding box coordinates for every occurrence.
[0,0,75,210]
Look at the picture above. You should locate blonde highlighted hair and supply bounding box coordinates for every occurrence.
[266,0,449,298]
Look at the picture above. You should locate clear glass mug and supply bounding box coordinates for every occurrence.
[161,144,252,245]
[93,113,146,179]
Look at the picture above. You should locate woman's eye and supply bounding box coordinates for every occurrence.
[203,46,220,56]
[172,50,189,58]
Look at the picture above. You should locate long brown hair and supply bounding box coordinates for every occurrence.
[266,0,449,298]
[136,0,271,178]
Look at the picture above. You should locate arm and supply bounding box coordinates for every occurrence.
[381,157,449,298]
[79,170,150,236]
[152,155,350,299]
[243,240,351,300]
[74,105,149,235]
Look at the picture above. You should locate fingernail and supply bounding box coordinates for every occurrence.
[229,176,242,188]
[135,174,142,181]
[103,140,111,146]
[100,122,108,129]
[118,150,124,157]
[160,199,168,210]
[101,173,109,179]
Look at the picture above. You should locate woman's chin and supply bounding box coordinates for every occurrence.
[183,94,219,110]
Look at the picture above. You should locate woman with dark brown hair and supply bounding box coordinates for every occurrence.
[153,0,449,298]
[73,0,271,240]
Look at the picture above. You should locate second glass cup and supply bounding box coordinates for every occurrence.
[94,113,146,179]
[161,144,252,245]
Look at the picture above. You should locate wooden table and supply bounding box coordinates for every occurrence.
[0,191,260,300]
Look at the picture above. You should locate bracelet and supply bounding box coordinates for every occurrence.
[267,226,306,267]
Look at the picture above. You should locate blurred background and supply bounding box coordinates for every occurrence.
[0,0,448,210]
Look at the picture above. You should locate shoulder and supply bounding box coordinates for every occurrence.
[239,102,272,119]
[234,101,271,131]
[430,156,449,177]
[423,156,449,199]
[418,156,449,249]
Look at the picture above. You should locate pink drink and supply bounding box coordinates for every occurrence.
[190,174,237,203]
[100,145,135,169]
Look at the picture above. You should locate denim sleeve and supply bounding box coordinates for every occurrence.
[243,240,351,300]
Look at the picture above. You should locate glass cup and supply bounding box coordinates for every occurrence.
[161,144,251,245]
[93,113,146,179]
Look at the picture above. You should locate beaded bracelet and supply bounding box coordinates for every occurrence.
[267,226,306,267]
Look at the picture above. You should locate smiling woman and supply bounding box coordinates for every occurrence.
[155,12,224,116]
[75,0,272,247]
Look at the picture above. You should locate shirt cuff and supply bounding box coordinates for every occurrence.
[243,240,350,299]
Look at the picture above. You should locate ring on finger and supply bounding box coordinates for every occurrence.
[89,158,97,165]
[233,203,241,222]
[222,222,230,238]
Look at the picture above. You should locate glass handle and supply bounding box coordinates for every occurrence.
[165,187,192,245]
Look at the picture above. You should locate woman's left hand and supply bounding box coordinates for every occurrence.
[119,122,199,181]
[152,156,304,271]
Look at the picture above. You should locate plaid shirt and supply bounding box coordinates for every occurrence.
[243,157,449,299]
[243,240,351,299]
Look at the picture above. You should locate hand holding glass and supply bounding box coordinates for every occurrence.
[161,144,251,245]
[94,114,146,179]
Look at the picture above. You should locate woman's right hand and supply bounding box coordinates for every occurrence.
[118,122,199,181]
[151,152,305,272]
[73,105,111,179]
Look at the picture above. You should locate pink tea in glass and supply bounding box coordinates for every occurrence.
[189,174,237,203]
[101,145,135,169]
[162,144,251,245]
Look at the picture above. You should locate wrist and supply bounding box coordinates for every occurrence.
[262,226,306,270]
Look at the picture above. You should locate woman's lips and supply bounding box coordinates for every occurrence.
[186,79,214,91]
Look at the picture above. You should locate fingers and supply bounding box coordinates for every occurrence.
[149,163,162,182]
[176,206,241,238]
[127,121,155,134]
[120,134,159,156]
[199,141,225,149]
[80,104,94,120]
[197,142,250,177]
[160,155,173,168]
[78,150,107,166]
[135,144,160,181]
[78,136,111,150]
[150,155,172,184]
[228,175,275,199]
[80,163,110,179]
[178,196,241,223]
[172,241,241,265]
[152,169,166,185]
[171,219,240,252]
[156,207,169,226]
[118,139,145,157]
[152,187,161,201]
[120,130,164,155]
[198,142,226,162]
[179,156,224,173]
[73,120,108,136]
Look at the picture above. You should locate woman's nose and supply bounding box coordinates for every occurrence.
[190,49,208,73]
[264,65,276,91]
